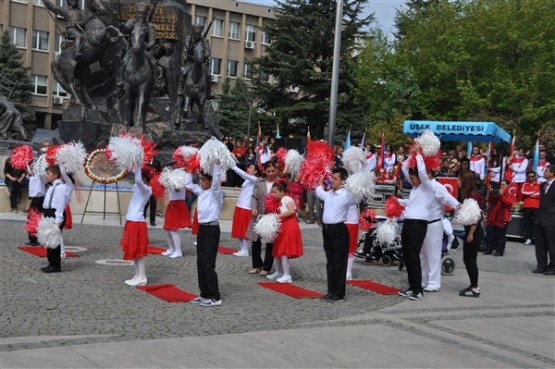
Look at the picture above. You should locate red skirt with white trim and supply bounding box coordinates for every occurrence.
[346,223,359,254]
[273,215,303,258]
[231,206,252,239]
[163,200,192,231]
[191,209,199,235]
[120,221,149,260]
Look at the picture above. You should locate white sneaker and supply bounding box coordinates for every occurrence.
[524,239,533,245]
[162,249,174,256]
[276,275,292,284]
[60,252,67,259]
[346,274,353,281]
[169,252,183,258]
[193,242,197,246]
[126,277,147,287]
[191,296,204,304]
[124,276,138,285]
[233,250,249,257]
[424,286,440,292]
[200,299,222,307]
[266,271,283,280]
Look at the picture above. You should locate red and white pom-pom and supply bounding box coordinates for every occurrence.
[10,145,34,170]
[173,146,198,167]
[159,167,186,191]
[406,150,443,171]
[46,146,60,166]
[373,218,400,246]
[415,129,441,157]
[32,154,48,176]
[359,209,376,232]
[264,193,281,214]
[306,140,334,163]
[37,217,61,249]
[342,146,366,174]
[149,174,165,200]
[385,196,405,218]
[199,137,236,173]
[254,213,281,243]
[55,141,87,173]
[107,134,143,171]
[275,147,288,168]
[284,149,303,178]
[453,198,482,225]
[140,136,157,165]
[345,170,376,202]
[299,141,334,189]
[24,208,43,236]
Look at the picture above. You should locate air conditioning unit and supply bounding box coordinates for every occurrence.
[289,85,299,93]
[244,40,255,50]
[210,74,219,83]
[53,96,64,105]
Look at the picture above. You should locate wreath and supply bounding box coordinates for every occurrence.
[84,149,126,184]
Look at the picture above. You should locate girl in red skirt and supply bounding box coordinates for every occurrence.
[267,181,303,283]
[345,204,359,280]
[120,167,153,287]
[162,172,192,258]
[230,164,260,256]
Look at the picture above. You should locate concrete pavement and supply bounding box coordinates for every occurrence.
[1,211,554,368]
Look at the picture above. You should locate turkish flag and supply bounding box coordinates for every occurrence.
[507,182,519,198]
[437,177,459,211]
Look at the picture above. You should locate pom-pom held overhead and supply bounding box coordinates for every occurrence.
[254,214,281,243]
[37,217,61,249]
[342,146,366,174]
[359,209,376,232]
[299,140,334,189]
[453,198,482,225]
[385,196,405,218]
[140,136,157,166]
[32,154,48,176]
[149,174,165,200]
[24,208,42,236]
[107,134,144,171]
[159,167,187,191]
[275,147,288,169]
[264,194,281,214]
[55,141,87,173]
[415,130,441,157]
[345,170,375,202]
[373,219,400,247]
[284,149,303,178]
[199,137,236,173]
[45,146,60,166]
[10,145,34,170]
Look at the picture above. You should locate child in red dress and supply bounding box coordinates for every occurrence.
[162,170,192,258]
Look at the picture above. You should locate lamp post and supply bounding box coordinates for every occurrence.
[327,0,343,146]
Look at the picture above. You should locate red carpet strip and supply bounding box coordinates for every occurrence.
[147,245,166,255]
[136,284,197,303]
[217,245,237,255]
[258,282,324,299]
[18,246,79,258]
[347,280,399,295]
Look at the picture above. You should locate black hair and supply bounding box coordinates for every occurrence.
[271,180,288,193]
[460,157,470,166]
[45,164,61,178]
[263,161,277,170]
[201,172,213,181]
[408,168,418,177]
[332,167,349,181]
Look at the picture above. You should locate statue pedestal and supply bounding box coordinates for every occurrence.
[58,120,112,150]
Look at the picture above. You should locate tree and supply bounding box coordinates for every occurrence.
[251,0,372,140]
[0,31,34,124]
[216,77,257,138]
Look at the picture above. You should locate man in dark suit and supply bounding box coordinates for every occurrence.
[533,164,555,275]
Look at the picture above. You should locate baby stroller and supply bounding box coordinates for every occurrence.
[354,216,403,266]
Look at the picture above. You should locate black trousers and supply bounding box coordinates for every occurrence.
[43,208,65,270]
[251,237,274,271]
[5,179,21,210]
[322,223,349,299]
[401,219,428,293]
[535,224,555,271]
[485,224,508,254]
[197,224,221,300]
[28,196,44,243]
[522,208,538,240]
[463,224,484,288]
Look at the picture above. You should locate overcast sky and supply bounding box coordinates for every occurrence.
[240,0,407,35]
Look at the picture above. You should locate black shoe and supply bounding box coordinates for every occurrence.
[398,289,414,298]
[25,241,40,246]
[150,222,156,227]
[483,250,493,255]
[41,265,61,273]
[492,250,503,257]
[459,286,480,297]
[326,295,344,303]
[353,252,366,260]
[320,294,333,301]
[543,269,555,276]
[532,268,546,274]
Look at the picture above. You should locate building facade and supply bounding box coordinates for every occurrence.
[0,0,275,130]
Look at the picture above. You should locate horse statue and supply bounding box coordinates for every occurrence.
[51,15,124,110]
[180,42,209,125]
[121,21,154,131]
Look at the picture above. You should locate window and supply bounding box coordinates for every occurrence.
[32,30,49,51]
[210,58,222,75]
[53,33,64,52]
[228,22,240,40]
[212,19,223,37]
[33,0,44,5]
[243,63,253,79]
[245,25,256,42]
[9,27,26,48]
[227,60,238,77]
[32,75,48,95]
[195,16,206,26]
[52,81,67,97]
[261,31,271,45]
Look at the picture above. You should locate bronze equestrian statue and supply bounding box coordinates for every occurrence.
[0,94,27,140]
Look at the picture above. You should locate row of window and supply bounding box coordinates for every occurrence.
[194,15,271,44]
[210,58,256,80]
[30,74,67,97]
[8,26,65,51]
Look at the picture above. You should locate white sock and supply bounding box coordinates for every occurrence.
[281,256,291,277]
[170,232,182,256]
[274,257,283,275]
[136,258,146,280]
[346,255,354,278]
[240,239,249,253]
[60,235,66,255]
[165,231,175,254]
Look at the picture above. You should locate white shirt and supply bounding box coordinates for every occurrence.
[42,179,67,224]
[28,171,46,198]
[232,166,258,210]
[315,186,357,224]
[126,167,153,222]
[345,204,358,224]
[490,165,501,183]
[545,179,554,194]
[259,146,272,165]
[384,153,397,169]
[469,155,485,180]
[398,155,433,220]
[536,160,548,183]
[168,188,185,201]
[365,153,376,172]
[61,168,75,208]
[423,178,460,220]
[185,165,223,223]
[280,196,295,213]
[510,155,528,183]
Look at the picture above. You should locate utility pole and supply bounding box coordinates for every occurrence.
[327,0,343,145]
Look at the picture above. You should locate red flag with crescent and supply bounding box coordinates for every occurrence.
[507,182,519,198]
[437,177,459,211]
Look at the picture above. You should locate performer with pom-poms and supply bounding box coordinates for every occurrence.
[315,167,357,303]
[24,145,48,246]
[230,163,260,257]
[3,148,28,212]
[266,181,304,283]
[345,204,359,281]
[159,166,191,258]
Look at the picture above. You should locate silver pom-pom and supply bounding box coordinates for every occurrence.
[284,149,303,178]
[253,214,281,243]
[179,146,199,159]
[55,141,87,174]
[453,198,482,225]
[107,135,143,171]
[159,167,187,191]
[415,129,441,157]
[342,146,366,174]
[345,170,376,202]
[373,219,400,247]
[32,154,48,176]
[37,217,61,249]
[199,137,236,173]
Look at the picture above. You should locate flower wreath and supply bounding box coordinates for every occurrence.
[84,148,126,184]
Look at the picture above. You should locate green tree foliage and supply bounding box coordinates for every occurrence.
[251,0,372,140]
[355,0,555,147]
[217,77,259,138]
[0,31,34,122]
